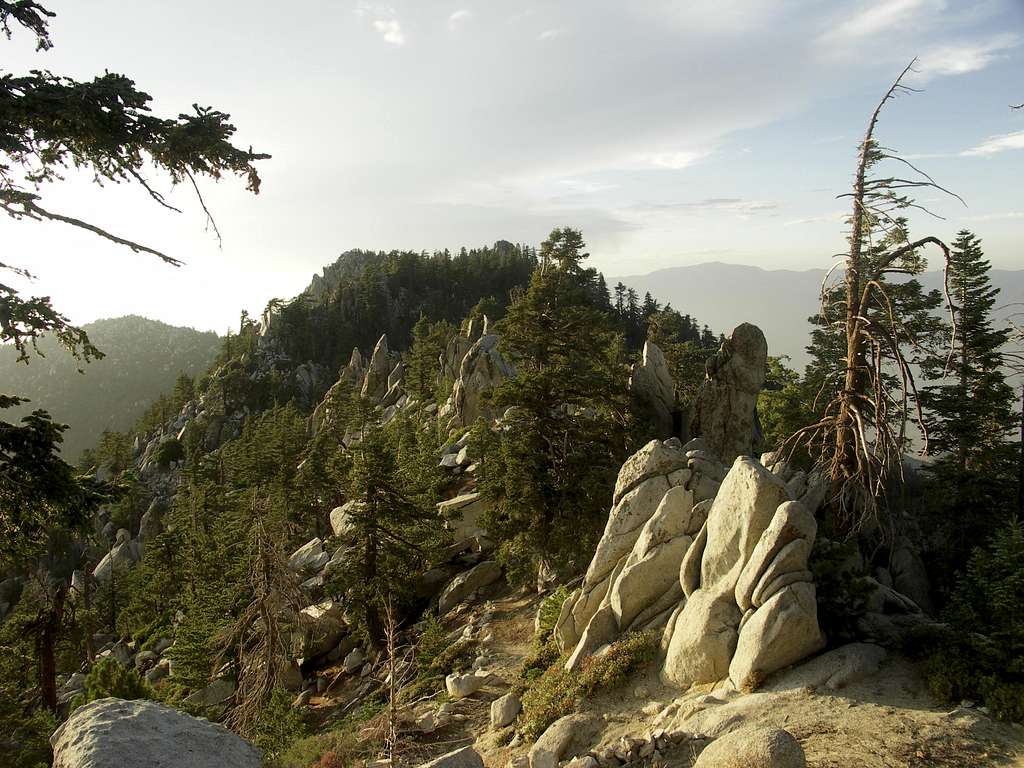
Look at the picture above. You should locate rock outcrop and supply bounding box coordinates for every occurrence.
[630,341,677,438]
[51,698,261,768]
[691,323,768,463]
[416,746,484,768]
[362,334,396,400]
[438,561,503,615]
[442,334,516,428]
[556,435,825,691]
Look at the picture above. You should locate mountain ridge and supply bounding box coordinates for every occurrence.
[1,315,222,460]
[616,262,1024,370]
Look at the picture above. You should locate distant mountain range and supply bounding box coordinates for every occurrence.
[1,316,221,460]
[618,262,1024,371]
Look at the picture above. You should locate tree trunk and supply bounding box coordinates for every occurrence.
[957,280,969,477]
[83,562,95,665]
[38,586,66,713]
[1018,384,1023,519]
[833,136,869,503]
[364,534,384,648]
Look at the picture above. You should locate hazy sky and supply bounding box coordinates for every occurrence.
[3,0,1023,333]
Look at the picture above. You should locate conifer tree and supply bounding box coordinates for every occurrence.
[480,228,630,583]
[405,316,454,404]
[329,428,443,646]
[920,231,1014,473]
[792,61,957,531]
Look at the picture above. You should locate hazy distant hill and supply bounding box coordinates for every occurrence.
[1,316,221,460]
[619,262,1024,371]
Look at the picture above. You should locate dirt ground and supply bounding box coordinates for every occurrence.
[441,587,1024,768]
[307,584,1024,768]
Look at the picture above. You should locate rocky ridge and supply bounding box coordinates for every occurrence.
[22,314,1018,768]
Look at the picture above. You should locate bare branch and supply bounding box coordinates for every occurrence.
[13,198,184,266]
[184,169,223,248]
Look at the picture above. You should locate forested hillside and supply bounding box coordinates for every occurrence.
[0,317,221,460]
[4,225,1024,768]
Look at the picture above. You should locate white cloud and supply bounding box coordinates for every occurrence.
[353,1,394,19]
[537,29,562,41]
[448,9,472,31]
[557,179,617,195]
[373,18,406,45]
[916,33,1019,78]
[964,211,1024,221]
[634,149,712,170]
[639,198,779,215]
[962,130,1024,156]
[784,212,847,226]
[824,0,937,43]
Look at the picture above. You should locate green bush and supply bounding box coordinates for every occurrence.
[414,616,450,674]
[519,630,657,739]
[70,657,153,712]
[153,438,185,467]
[535,586,571,640]
[904,519,1024,722]
[517,635,561,692]
[276,696,385,768]
[252,688,308,767]
[809,538,873,644]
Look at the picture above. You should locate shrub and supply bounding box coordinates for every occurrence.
[414,616,449,674]
[517,635,561,692]
[519,631,657,739]
[153,438,185,467]
[903,519,1024,722]
[535,586,571,640]
[276,697,385,768]
[809,538,873,644]
[70,657,153,712]
[252,688,308,767]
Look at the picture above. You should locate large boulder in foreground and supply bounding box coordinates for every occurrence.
[51,697,261,768]
[662,459,823,689]
[692,725,805,768]
[416,746,484,768]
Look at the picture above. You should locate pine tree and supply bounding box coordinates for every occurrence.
[920,231,1014,473]
[329,428,443,646]
[405,315,454,404]
[480,228,630,584]
[70,657,153,712]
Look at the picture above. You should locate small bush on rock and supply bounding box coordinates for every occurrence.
[153,438,185,467]
[70,657,153,712]
[520,630,657,739]
[535,586,571,639]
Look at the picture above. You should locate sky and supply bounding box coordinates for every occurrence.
[3,0,1023,333]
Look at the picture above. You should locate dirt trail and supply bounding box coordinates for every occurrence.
[427,587,1024,768]
[304,584,1024,768]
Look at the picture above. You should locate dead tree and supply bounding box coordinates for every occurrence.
[220,498,303,736]
[792,59,960,533]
